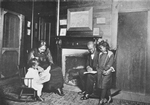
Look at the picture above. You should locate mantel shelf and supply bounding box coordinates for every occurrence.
[53,36,102,39]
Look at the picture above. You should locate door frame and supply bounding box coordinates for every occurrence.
[0,8,24,78]
[113,6,150,94]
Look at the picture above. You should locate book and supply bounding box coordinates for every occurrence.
[83,71,97,74]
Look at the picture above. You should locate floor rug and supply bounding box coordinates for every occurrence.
[0,77,150,105]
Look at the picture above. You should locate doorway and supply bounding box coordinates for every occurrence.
[116,11,147,94]
[0,9,24,78]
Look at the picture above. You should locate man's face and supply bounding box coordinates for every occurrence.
[38,45,46,53]
[87,44,95,54]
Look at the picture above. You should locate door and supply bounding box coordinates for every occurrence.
[0,9,24,78]
[116,11,147,94]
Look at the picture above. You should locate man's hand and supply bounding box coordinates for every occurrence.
[87,66,93,72]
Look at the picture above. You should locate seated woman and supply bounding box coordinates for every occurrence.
[28,40,64,96]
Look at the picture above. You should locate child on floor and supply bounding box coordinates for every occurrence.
[24,58,51,101]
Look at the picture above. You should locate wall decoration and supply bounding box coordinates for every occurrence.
[67,7,93,31]
[60,28,67,36]
[60,19,67,25]
[27,21,31,28]
[93,28,100,36]
[96,17,106,24]
[27,29,31,35]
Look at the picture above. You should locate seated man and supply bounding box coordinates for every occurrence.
[78,41,99,100]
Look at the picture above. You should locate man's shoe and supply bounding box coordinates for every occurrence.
[37,96,44,101]
[57,88,64,96]
[80,94,89,100]
[107,96,113,103]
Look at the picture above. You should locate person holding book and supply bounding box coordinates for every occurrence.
[28,40,64,96]
[25,58,50,101]
[78,41,99,100]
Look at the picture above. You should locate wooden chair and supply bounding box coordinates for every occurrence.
[17,65,37,100]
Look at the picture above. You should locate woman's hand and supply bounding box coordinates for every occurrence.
[103,70,111,75]
[37,66,44,72]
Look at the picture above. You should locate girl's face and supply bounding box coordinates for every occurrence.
[99,45,106,52]
[33,62,39,69]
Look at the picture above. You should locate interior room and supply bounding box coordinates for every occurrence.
[0,0,150,105]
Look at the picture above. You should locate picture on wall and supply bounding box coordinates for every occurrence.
[67,7,93,31]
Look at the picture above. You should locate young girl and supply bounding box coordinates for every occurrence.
[97,41,115,105]
[24,58,51,101]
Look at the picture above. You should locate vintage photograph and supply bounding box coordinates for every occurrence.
[0,0,150,105]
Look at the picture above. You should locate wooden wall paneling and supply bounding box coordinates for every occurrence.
[20,15,25,67]
[145,11,150,95]
[111,0,118,50]
[0,8,4,77]
[118,0,150,12]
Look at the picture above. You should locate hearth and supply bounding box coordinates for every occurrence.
[62,48,88,85]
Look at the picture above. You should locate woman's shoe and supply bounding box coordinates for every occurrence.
[78,91,85,95]
[80,94,89,100]
[57,88,64,96]
[98,99,104,105]
[107,96,113,103]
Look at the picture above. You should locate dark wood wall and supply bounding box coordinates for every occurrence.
[59,0,112,44]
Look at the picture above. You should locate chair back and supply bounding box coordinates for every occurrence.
[17,65,33,88]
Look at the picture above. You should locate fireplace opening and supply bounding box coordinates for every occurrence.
[65,56,86,86]
[62,48,88,86]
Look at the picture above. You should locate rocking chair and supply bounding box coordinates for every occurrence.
[17,65,37,101]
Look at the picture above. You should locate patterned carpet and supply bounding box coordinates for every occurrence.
[0,77,150,105]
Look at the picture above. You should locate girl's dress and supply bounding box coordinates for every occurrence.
[24,67,43,96]
[28,48,64,91]
[97,50,114,89]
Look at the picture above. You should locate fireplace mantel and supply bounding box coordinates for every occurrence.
[55,36,101,49]
[54,36,101,72]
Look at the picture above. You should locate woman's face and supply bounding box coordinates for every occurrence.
[99,45,106,52]
[38,45,46,53]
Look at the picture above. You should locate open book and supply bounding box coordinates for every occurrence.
[83,71,97,74]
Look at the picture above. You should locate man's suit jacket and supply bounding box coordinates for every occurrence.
[86,50,99,71]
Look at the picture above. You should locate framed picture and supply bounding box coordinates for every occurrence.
[60,28,67,36]
[67,7,93,31]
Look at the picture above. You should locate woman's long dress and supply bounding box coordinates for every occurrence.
[28,48,64,91]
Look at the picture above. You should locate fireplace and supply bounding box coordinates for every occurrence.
[62,48,88,85]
